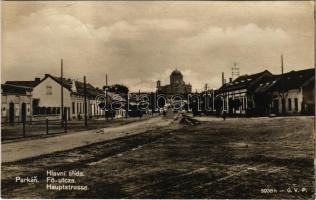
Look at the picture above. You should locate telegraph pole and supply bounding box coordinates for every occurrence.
[61,59,64,127]
[212,89,215,112]
[105,74,109,121]
[84,76,88,126]
[231,62,240,80]
[125,91,129,118]
[281,54,285,115]
[222,72,225,85]
[281,54,284,75]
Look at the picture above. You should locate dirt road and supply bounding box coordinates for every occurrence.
[1,115,314,199]
[2,115,176,163]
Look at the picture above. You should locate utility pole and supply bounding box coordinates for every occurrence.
[231,62,240,80]
[222,72,225,86]
[106,74,108,87]
[84,76,88,126]
[125,92,129,118]
[61,59,64,127]
[281,54,284,75]
[281,54,286,115]
[151,92,154,117]
[212,89,215,112]
[105,74,109,121]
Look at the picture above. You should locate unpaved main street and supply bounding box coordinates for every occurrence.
[2,115,175,163]
[1,115,314,199]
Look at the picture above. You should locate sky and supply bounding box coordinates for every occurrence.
[1,1,314,92]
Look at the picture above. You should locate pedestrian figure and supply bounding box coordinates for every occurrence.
[139,111,142,118]
[222,110,227,121]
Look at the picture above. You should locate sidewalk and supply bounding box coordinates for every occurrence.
[2,114,157,141]
[2,116,173,163]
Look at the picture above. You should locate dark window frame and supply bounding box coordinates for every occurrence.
[294,98,298,111]
[288,98,292,111]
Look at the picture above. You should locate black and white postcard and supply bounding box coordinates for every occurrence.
[1,1,315,199]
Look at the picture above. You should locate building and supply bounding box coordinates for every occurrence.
[32,74,105,120]
[261,68,314,115]
[1,84,33,123]
[5,78,41,88]
[217,70,274,115]
[2,77,41,123]
[217,68,315,116]
[3,74,128,121]
[157,69,192,94]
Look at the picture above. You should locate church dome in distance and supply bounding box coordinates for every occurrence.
[171,69,182,76]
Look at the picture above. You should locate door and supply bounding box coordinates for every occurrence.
[273,99,279,114]
[9,102,15,124]
[21,103,26,122]
[67,108,70,120]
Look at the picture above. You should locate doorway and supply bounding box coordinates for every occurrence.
[273,99,279,114]
[9,103,15,124]
[21,103,26,122]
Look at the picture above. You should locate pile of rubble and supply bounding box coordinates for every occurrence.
[174,114,200,126]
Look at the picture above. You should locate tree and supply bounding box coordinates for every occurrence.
[254,93,272,115]
[103,84,129,94]
[229,99,241,110]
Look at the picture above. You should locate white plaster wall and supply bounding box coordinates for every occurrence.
[285,89,303,113]
[32,77,72,108]
[1,94,32,122]
[273,89,303,113]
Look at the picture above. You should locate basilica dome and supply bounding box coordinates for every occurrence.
[171,69,183,76]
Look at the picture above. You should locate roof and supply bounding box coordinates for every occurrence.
[268,68,315,92]
[39,74,103,97]
[1,84,32,95]
[254,75,279,93]
[218,70,273,93]
[5,79,41,88]
[171,69,183,76]
[75,80,101,97]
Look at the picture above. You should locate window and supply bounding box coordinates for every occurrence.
[288,98,292,111]
[243,97,246,110]
[77,102,79,114]
[46,85,52,95]
[294,98,298,111]
[72,102,75,114]
[2,106,6,117]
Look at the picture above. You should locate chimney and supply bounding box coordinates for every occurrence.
[222,72,225,85]
[35,77,41,82]
[71,79,77,92]
[229,78,232,83]
[157,80,161,88]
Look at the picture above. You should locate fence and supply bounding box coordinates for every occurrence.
[1,118,68,140]
[1,113,156,141]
